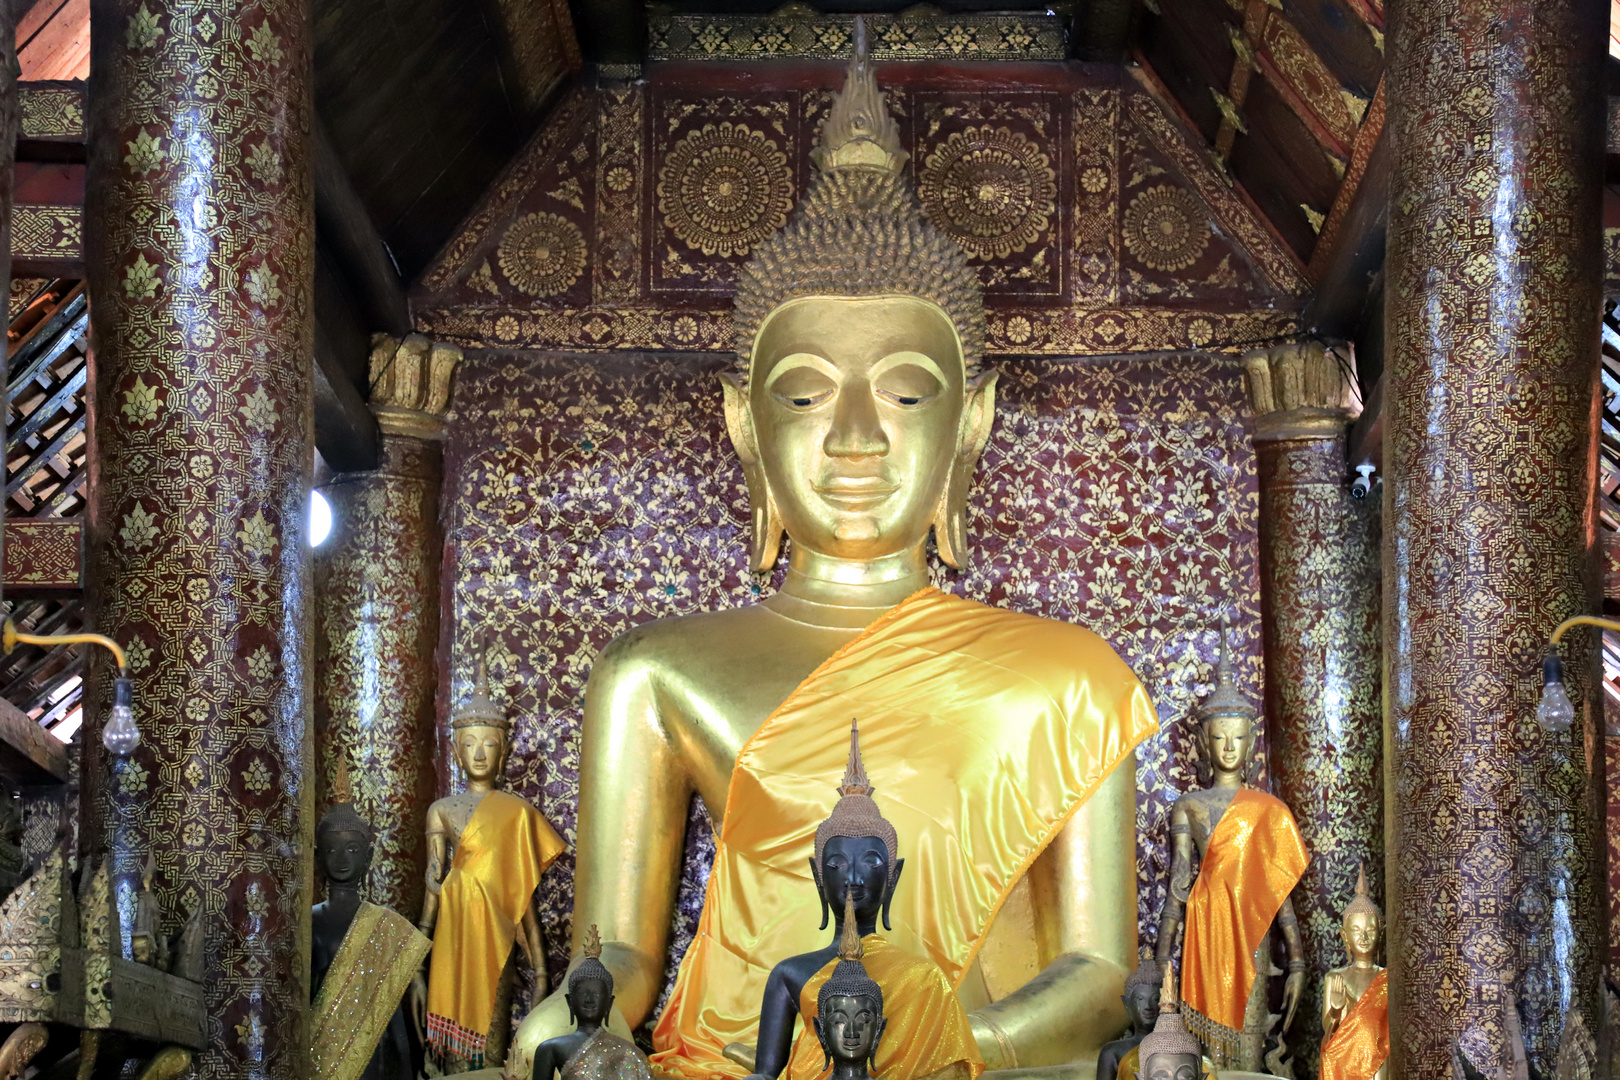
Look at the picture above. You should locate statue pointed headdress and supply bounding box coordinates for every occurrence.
[817,893,885,1070]
[1199,618,1255,722]
[1139,963,1200,1061]
[451,640,509,731]
[1124,945,1162,995]
[1344,863,1380,922]
[814,720,900,879]
[567,923,614,996]
[317,756,374,844]
[732,17,985,380]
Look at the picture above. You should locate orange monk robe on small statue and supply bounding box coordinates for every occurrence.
[1319,867,1388,1080]
[420,653,565,1070]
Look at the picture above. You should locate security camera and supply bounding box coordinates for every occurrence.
[1350,463,1376,500]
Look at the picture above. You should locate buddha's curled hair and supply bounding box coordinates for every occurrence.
[731,26,984,381]
[817,894,884,1019]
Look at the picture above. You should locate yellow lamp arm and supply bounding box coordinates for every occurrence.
[1,618,127,675]
[1550,616,1620,647]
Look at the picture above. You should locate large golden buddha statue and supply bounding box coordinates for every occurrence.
[510,32,1158,1079]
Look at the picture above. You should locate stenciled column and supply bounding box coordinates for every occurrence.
[1244,341,1382,1080]
[315,334,458,920]
[84,0,314,1074]
[1385,0,1606,1077]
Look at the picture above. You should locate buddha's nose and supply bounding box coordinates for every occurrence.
[825,384,889,459]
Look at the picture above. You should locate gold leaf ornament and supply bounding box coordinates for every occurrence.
[917,126,1057,261]
[121,375,160,425]
[497,212,588,297]
[658,121,794,257]
[1122,184,1211,272]
[123,254,160,300]
[126,4,161,49]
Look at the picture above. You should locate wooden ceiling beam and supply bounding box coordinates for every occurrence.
[312,116,411,339]
[1300,126,1389,339]
[312,251,381,473]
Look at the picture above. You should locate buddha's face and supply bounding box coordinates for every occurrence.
[567,977,613,1026]
[1145,1052,1199,1080]
[454,724,507,783]
[1342,909,1380,961]
[1123,981,1161,1032]
[730,295,994,565]
[817,993,884,1068]
[1203,713,1254,779]
[819,835,896,924]
[317,827,372,886]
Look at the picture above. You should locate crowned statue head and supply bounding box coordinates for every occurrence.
[811,720,905,931]
[316,758,375,890]
[566,924,615,1028]
[451,642,511,788]
[1340,863,1381,964]
[1139,964,1200,1080]
[815,893,888,1077]
[725,19,997,573]
[1121,947,1164,1035]
[1197,621,1257,785]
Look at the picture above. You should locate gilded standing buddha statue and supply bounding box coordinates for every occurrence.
[1318,867,1387,1080]
[511,30,1158,1079]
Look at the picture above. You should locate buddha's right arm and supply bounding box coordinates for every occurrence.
[513,634,690,1073]
[1154,806,1193,965]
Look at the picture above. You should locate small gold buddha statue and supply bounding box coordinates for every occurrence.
[511,25,1157,1078]
[516,925,652,1080]
[130,854,166,970]
[743,723,980,1080]
[1318,867,1387,1080]
[1154,624,1308,1071]
[416,649,566,1071]
[1136,966,1201,1080]
[814,901,888,1080]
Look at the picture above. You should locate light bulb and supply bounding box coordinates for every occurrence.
[1537,651,1574,733]
[103,677,141,756]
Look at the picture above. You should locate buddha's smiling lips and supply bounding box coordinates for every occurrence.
[815,477,899,509]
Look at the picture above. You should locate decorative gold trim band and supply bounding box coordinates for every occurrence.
[648,12,1066,62]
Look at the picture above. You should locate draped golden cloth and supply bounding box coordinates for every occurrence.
[650,588,1157,1080]
[1318,971,1388,1080]
[786,935,983,1080]
[427,790,565,1063]
[311,902,432,1080]
[1180,788,1307,1053]
[564,1029,655,1080]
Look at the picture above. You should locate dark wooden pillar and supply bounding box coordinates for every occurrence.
[314,335,457,920]
[84,0,315,1073]
[1385,0,1607,1076]
[1245,342,1383,1080]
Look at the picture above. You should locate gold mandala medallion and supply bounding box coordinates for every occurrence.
[658,121,793,258]
[1123,184,1211,272]
[498,212,588,297]
[918,126,1057,261]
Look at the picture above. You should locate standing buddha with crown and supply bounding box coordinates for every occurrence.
[416,648,566,1072]
[510,23,1158,1080]
[1154,625,1308,1071]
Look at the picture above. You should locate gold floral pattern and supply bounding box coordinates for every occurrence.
[657,122,793,258]
[918,126,1057,261]
[1123,184,1210,272]
[498,212,587,297]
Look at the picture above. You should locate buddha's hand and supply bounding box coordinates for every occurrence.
[1281,970,1305,1033]
[408,972,427,1045]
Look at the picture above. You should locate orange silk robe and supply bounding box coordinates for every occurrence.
[650,588,1158,1080]
[1180,788,1308,1049]
[787,936,983,1080]
[426,790,565,1063]
[1319,970,1388,1080]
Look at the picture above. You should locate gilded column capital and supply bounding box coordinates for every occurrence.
[368,333,462,441]
[1242,341,1358,441]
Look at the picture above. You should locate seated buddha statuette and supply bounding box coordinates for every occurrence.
[1318,867,1387,1080]
[1097,951,1165,1080]
[814,901,888,1080]
[510,23,1158,1080]
[516,924,652,1080]
[1154,626,1308,1071]
[1136,967,1202,1080]
[416,651,566,1072]
[740,723,980,1080]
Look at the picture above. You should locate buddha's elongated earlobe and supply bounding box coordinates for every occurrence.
[722,372,785,571]
[810,857,830,930]
[932,369,998,568]
[881,858,904,932]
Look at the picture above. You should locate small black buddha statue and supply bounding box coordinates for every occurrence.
[814,903,887,1080]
